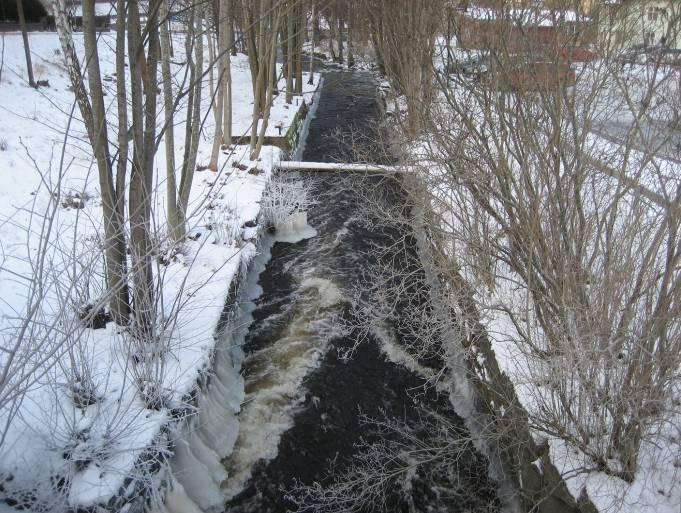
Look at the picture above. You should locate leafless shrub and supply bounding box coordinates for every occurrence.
[60,190,90,210]
[260,172,316,230]
[389,6,681,484]
[287,409,500,513]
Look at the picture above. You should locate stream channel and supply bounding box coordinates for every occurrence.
[220,71,500,512]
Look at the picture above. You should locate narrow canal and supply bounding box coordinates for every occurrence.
[222,71,501,512]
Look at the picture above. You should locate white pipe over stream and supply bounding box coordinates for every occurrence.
[275,161,401,173]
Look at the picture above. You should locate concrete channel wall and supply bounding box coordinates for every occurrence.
[409,181,598,513]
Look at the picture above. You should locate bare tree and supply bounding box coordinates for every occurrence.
[221,0,233,146]
[363,0,442,134]
[308,1,316,84]
[115,0,128,224]
[251,2,282,159]
[127,0,162,334]
[52,0,131,324]
[389,0,681,484]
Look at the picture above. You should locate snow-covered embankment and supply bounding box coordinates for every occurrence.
[0,31,320,513]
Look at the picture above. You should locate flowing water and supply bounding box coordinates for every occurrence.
[222,71,501,513]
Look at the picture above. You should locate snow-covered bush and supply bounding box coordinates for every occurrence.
[259,172,316,230]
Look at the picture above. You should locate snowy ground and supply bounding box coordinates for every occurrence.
[0,30,315,511]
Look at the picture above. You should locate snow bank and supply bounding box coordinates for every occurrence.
[0,30,317,512]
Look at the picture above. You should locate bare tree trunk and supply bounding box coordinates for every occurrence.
[15,0,35,88]
[256,4,268,111]
[115,0,127,220]
[221,0,232,145]
[312,2,319,41]
[208,91,224,171]
[270,16,278,95]
[177,4,203,236]
[281,8,289,79]
[207,26,217,121]
[159,0,178,228]
[127,0,161,334]
[53,0,130,324]
[251,5,281,160]
[308,2,315,85]
[328,13,337,62]
[230,0,238,55]
[337,16,344,64]
[293,0,303,95]
[249,34,267,150]
[347,8,354,68]
[243,0,259,99]
[208,19,224,173]
[286,1,294,104]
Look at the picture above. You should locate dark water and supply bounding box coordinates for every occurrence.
[223,72,500,513]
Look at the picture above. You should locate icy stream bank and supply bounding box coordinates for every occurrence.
[145,88,323,513]
[151,214,320,513]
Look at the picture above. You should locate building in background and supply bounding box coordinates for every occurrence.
[0,0,114,31]
[599,0,681,50]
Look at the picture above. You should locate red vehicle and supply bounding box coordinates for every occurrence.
[483,62,576,91]
[559,47,597,62]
